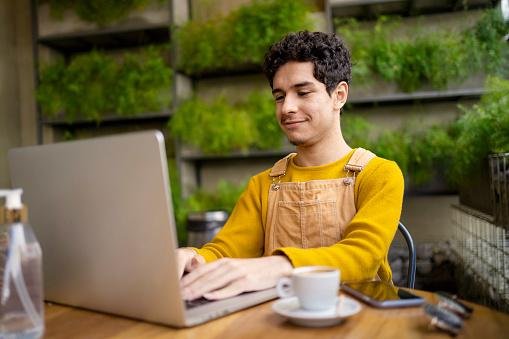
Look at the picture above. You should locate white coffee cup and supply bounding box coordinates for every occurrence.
[276,266,340,311]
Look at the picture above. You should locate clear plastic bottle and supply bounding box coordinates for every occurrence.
[0,189,44,339]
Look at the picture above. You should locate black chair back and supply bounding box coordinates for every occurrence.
[397,221,416,289]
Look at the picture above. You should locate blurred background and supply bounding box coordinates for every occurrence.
[0,0,508,311]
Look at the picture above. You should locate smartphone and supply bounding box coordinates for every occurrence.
[341,281,425,308]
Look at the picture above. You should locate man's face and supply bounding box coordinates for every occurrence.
[271,61,343,147]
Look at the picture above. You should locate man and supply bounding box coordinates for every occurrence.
[178,31,404,301]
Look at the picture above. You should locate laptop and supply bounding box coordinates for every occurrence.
[8,130,276,327]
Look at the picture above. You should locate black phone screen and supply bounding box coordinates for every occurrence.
[341,281,424,308]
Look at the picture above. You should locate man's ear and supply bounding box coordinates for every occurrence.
[333,81,349,111]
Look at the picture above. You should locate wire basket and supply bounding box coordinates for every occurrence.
[451,205,509,311]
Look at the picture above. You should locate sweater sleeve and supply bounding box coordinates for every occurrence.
[194,176,265,262]
[273,160,404,282]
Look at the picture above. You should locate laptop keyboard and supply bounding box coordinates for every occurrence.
[185,297,214,309]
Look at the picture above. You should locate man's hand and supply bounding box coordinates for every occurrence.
[176,247,206,279]
[180,255,293,300]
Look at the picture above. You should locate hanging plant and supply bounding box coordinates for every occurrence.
[176,0,313,75]
[336,9,509,91]
[38,51,118,122]
[465,7,509,74]
[244,91,283,150]
[37,46,172,123]
[170,96,256,154]
[169,90,282,154]
[112,47,173,116]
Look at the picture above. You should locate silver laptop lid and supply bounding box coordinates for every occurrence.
[8,130,187,326]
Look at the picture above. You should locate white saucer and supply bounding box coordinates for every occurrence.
[272,295,362,327]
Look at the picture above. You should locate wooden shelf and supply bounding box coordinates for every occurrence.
[179,63,262,80]
[329,0,494,19]
[330,0,406,19]
[348,87,484,106]
[180,148,295,162]
[42,112,171,128]
[38,24,170,54]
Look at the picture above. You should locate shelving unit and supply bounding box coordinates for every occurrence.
[348,87,484,106]
[42,112,172,128]
[175,0,496,196]
[38,24,170,55]
[32,0,177,145]
[179,148,295,162]
[30,0,500,200]
[179,64,263,80]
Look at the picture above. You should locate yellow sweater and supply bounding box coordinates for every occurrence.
[195,149,404,282]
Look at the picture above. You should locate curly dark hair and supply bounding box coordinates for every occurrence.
[262,31,352,95]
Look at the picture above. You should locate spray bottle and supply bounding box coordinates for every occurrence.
[0,189,44,339]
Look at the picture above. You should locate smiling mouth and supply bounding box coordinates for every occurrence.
[282,119,306,126]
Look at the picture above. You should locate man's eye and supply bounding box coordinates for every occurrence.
[274,96,284,102]
[298,91,311,96]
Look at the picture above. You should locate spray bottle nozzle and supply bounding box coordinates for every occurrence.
[0,189,23,210]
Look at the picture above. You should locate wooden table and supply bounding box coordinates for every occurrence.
[44,290,509,338]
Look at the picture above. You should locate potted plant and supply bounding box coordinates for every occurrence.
[451,77,509,215]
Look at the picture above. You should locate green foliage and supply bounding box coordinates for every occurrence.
[38,51,117,122]
[394,34,466,91]
[244,91,283,150]
[169,96,255,154]
[369,27,468,91]
[167,161,246,245]
[183,180,246,215]
[465,7,509,75]
[172,178,247,245]
[343,120,456,187]
[341,115,373,148]
[45,0,153,26]
[335,18,374,84]
[373,130,412,177]
[176,0,313,75]
[449,76,509,182]
[405,126,455,185]
[336,9,509,91]
[112,47,172,116]
[168,159,187,245]
[37,47,172,123]
[340,77,509,186]
[36,60,67,118]
[169,90,282,154]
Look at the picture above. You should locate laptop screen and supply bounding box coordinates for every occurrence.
[8,131,187,326]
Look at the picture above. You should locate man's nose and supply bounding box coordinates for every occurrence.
[281,94,297,114]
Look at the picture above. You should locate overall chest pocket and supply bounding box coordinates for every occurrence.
[274,199,341,249]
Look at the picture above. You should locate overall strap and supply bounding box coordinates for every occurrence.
[269,153,296,177]
[344,148,376,173]
[269,148,376,178]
